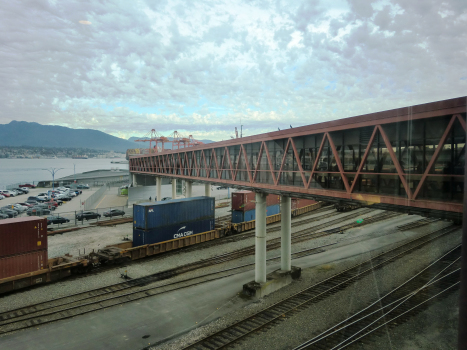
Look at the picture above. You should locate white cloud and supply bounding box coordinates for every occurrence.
[0,0,466,142]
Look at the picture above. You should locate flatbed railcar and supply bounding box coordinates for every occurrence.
[0,202,324,294]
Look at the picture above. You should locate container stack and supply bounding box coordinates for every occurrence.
[133,196,215,247]
[0,217,48,280]
[231,191,281,224]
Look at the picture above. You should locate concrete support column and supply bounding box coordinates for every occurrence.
[186,181,192,198]
[172,179,176,199]
[205,183,211,197]
[156,177,162,201]
[280,196,292,271]
[255,192,267,283]
[132,174,137,187]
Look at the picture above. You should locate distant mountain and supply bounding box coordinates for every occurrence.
[0,121,137,152]
[127,136,214,149]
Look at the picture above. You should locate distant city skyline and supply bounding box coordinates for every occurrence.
[1,0,466,141]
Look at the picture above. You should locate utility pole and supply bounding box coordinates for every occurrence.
[74,164,76,184]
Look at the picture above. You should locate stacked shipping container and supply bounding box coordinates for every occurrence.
[0,217,48,280]
[231,191,281,224]
[231,191,318,223]
[133,196,215,246]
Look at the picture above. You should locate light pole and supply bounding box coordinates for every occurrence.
[42,168,63,191]
[74,164,76,183]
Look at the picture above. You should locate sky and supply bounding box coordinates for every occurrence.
[0,0,466,141]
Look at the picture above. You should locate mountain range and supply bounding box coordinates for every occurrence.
[0,121,213,152]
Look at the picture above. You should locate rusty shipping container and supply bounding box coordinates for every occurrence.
[291,198,317,210]
[0,250,48,280]
[231,191,281,212]
[0,217,48,258]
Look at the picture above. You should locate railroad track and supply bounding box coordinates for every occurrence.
[0,209,403,334]
[0,234,367,335]
[396,217,440,231]
[294,245,461,349]
[180,225,459,350]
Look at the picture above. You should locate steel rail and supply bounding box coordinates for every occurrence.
[0,230,387,334]
[293,245,461,349]
[0,208,380,325]
[180,225,460,350]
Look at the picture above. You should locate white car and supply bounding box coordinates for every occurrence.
[69,192,77,197]
[20,187,30,193]
[0,195,4,200]
[0,190,15,197]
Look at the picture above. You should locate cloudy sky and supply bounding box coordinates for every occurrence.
[1,0,466,141]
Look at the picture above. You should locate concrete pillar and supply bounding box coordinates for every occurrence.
[255,192,267,283]
[186,181,192,198]
[132,174,137,187]
[172,179,177,199]
[205,183,211,197]
[156,177,161,201]
[281,196,292,271]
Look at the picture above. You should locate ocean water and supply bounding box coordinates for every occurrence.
[0,158,129,189]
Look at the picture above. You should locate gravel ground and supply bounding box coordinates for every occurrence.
[154,225,462,350]
[0,205,457,350]
[0,208,416,314]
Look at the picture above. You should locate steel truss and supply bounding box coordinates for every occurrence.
[130,97,466,214]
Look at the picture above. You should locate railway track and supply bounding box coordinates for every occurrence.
[0,235,367,335]
[180,225,459,350]
[294,245,461,349]
[0,209,404,334]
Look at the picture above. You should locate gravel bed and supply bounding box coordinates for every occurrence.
[0,209,429,314]
[154,225,461,350]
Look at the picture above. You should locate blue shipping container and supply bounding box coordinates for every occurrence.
[133,196,215,230]
[133,218,215,246]
[231,204,281,224]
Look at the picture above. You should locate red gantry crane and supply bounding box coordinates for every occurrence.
[135,129,204,152]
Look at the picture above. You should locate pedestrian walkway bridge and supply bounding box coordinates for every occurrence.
[130,97,466,220]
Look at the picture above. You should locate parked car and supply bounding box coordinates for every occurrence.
[161,197,172,201]
[10,204,27,213]
[37,193,50,200]
[17,202,34,208]
[20,187,30,193]
[0,208,18,218]
[216,186,228,190]
[0,195,4,200]
[76,211,101,220]
[0,213,9,219]
[26,208,51,216]
[19,183,36,188]
[27,196,46,203]
[13,188,27,194]
[47,199,62,206]
[103,209,125,217]
[1,206,20,215]
[0,190,13,197]
[77,184,90,189]
[25,199,39,205]
[47,216,70,225]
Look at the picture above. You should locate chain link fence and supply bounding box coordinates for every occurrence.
[9,205,131,229]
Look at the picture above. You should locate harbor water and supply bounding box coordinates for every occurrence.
[0,158,129,189]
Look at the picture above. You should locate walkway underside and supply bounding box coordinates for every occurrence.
[130,97,466,220]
